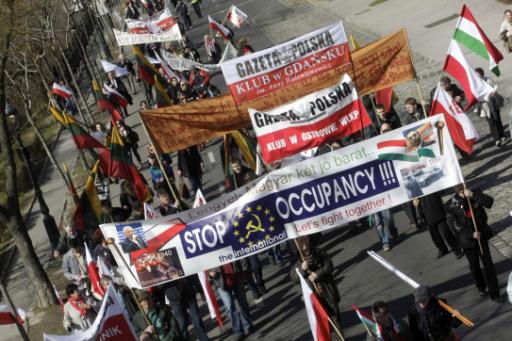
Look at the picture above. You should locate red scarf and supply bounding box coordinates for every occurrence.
[68,296,88,317]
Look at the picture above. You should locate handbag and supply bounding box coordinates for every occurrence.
[178,177,190,200]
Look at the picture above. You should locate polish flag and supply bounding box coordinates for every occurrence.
[296,268,331,341]
[85,243,105,297]
[208,16,231,40]
[0,305,26,326]
[52,83,73,99]
[104,84,128,108]
[226,5,248,28]
[97,256,114,279]
[144,202,160,220]
[52,284,64,310]
[443,40,493,109]
[430,84,478,154]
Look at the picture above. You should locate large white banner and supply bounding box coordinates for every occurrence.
[125,8,176,34]
[114,25,182,46]
[249,74,372,164]
[220,22,350,104]
[101,115,463,288]
[161,42,238,73]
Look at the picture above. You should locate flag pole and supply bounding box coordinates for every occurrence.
[0,283,29,341]
[294,239,345,341]
[350,305,374,336]
[404,29,429,116]
[106,238,161,340]
[221,5,231,26]
[137,111,186,211]
[367,250,474,327]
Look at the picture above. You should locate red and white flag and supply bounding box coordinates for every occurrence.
[52,83,73,99]
[97,256,115,279]
[430,84,478,154]
[104,85,129,108]
[53,284,65,310]
[144,202,160,220]
[296,268,330,341]
[44,285,138,341]
[249,73,371,164]
[85,243,106,298]
[443,40,493,109]
[208,16,232,40]
[226,5,248,28]
[153,8,177,32]
[375,87,393,113]
[0,305,26,326]
[192,193,224,327]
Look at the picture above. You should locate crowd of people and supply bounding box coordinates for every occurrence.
[46,2,512,340]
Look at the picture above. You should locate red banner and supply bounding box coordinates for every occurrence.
[249,74,371,163]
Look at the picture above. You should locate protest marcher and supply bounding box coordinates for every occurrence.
[430,76,465,107]
[188,66,211,98]
[162,278,210,341]
[106,71,133,107]
[63,283,97,334]
[408,286,461,341]
[94,171,110,202]
[148,154,168,193]
[404,97,425,125]
[375,104,401,131]
[238,37,255,55]
[157,189,179,216]
[209,262,254,340]
[190,0,202,18]
[118,53,137,93]
[368,209,398,251]
[54,224,88,257]
[447,185,502,302]
[62,239,89,292]
[129,200,145,221]
[416,193,462,259]
[125,0,140,20]
[294,236,342,332]
[116,120,142,165]
[100,276,139,317]
[499,9,512,53]
[91,122,107,144]
[204,34,222,64]
[166,77,180,104]
[133,290,184,341]
[100,199,127,223]
[120,180,141,217]
[178,81,198,103]
[176,0,192,30]
[368,301,413,341]
[177,145,203,194]
[475,67,506,147]
[92,228,117,268]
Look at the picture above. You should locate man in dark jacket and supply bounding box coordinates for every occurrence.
[375,104,401,132]
[177,145,203,194]
[416,192,462,259]
[175,0,192,30]
[447,185,501,301]
[404,97,425,125]
[408,286,461,341]
[162,278,209,341]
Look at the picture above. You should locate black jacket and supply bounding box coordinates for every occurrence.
[420,192,446,224]
[177,146,202,178]
[447,190,493,249]
[408,298,461,341]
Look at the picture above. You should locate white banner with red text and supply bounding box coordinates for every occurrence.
[100,115,463,289]
[249,73,371,164]
[220,22,351,104]
[114,24,181,46]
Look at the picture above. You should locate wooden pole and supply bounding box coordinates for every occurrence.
[437,299,474,328]
[461,182,485,256]
[294,239,345,341]
[404,29,429,116]
[0,283,30,341]
[137,112,186,211]
[63,163,80,205]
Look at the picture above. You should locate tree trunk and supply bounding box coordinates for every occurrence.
[0,19,56,309]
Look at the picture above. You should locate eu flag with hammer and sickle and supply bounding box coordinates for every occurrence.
[226,200,286,254]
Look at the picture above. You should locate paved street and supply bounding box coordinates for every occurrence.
[1,0,512,340]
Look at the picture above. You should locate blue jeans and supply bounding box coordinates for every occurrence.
[268,245,283,263]
[168,298,209,341]
[217,283,252,335]
[373,209,397,246]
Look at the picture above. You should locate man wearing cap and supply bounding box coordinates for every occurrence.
[408,286,461,341]
[447,185,501,302]
[133,290,183,341]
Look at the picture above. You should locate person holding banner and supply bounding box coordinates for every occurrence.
[237,37,254,55]
[447,185,502,302]
[408,286,461,341]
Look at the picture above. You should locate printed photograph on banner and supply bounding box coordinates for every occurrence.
[133,247,184,287]
[116,222,147,253]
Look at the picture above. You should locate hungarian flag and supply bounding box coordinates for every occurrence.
[109,124,152,203]
[352,304,381,338]
[378,122,435,162]
[453,5,503,76]
[0,305,26,326]
[73,160,102,231]
[154,75,173,108]
[430,84,478,154]
[208,16,231,40]
[52,82,73,99]
[226,5,248,28]
[375,87,394,113]
[62,111,106,149]
[296,268,330,341]
[85,243,105,298]
[443,40,493,109]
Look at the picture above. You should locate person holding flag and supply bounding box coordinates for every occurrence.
[368,301,413,341]
[62,283,97,334]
